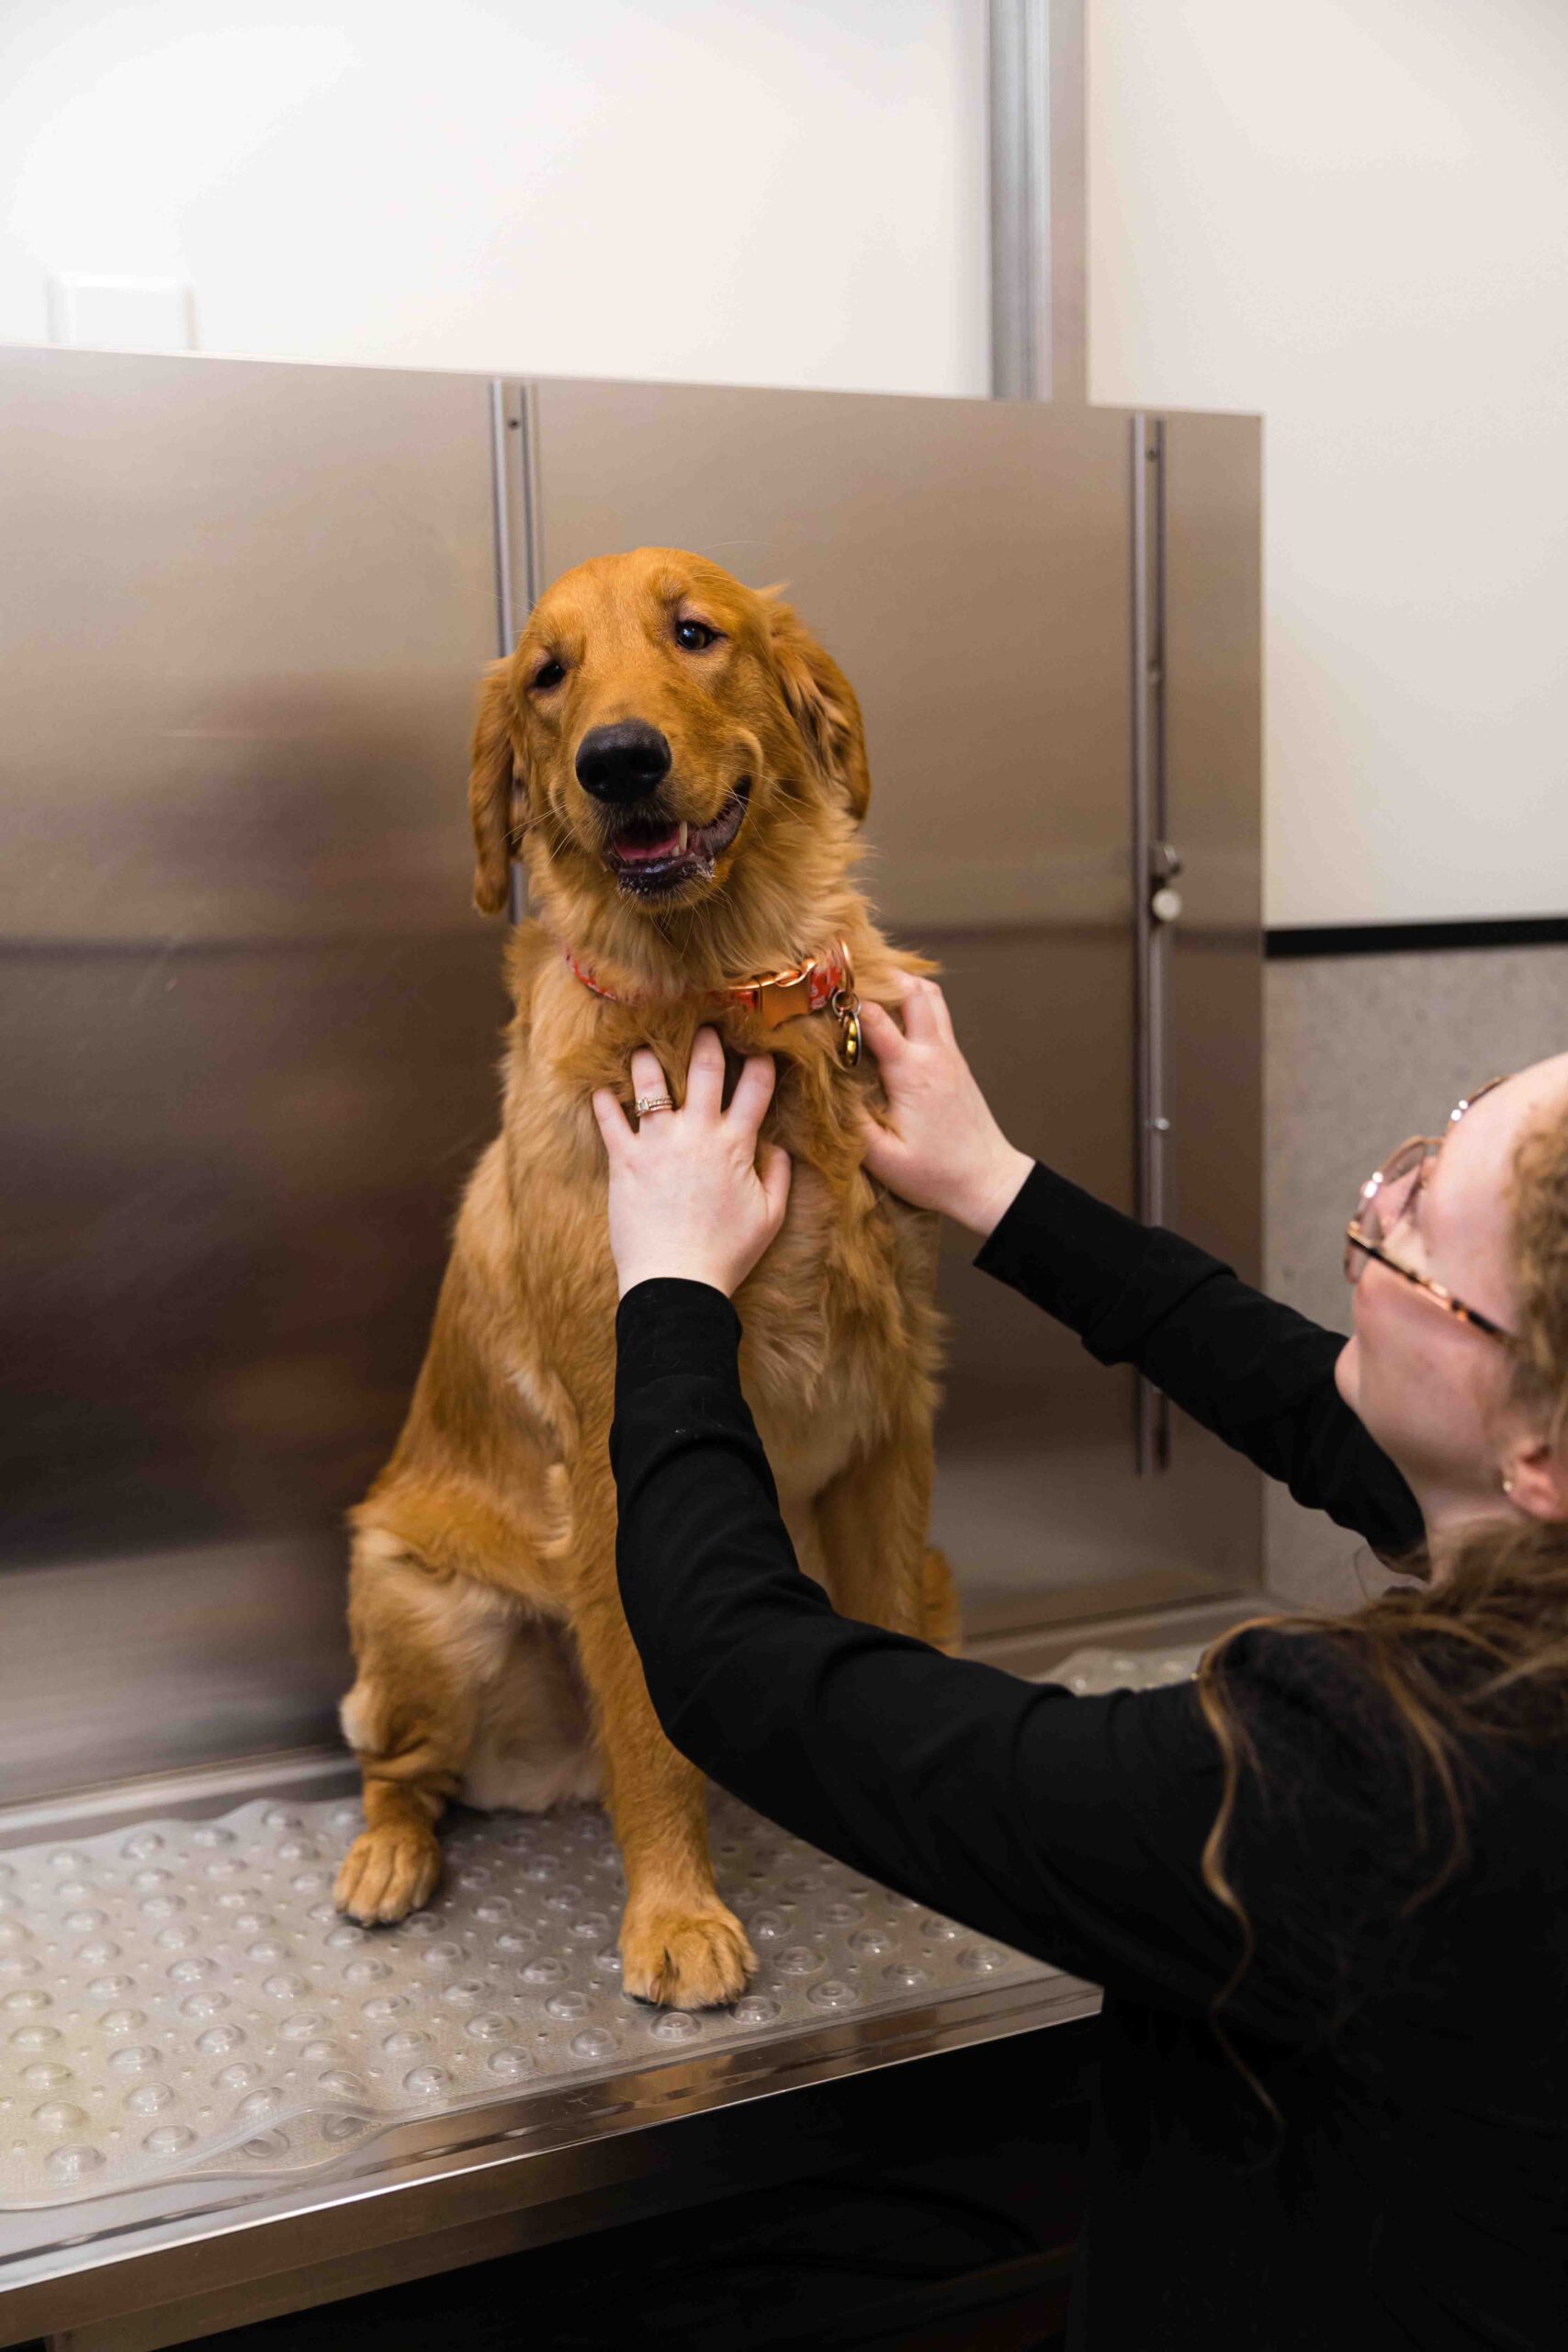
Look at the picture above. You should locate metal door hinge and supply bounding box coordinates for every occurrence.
[1132,415,1171,1474]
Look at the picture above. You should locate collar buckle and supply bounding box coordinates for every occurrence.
[750,961,818,1029]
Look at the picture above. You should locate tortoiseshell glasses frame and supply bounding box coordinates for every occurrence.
[1343,1077,1516,1348]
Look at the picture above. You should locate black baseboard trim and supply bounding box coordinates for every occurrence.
[1267,917,1568,960]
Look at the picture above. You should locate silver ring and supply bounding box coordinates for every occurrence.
[634,1091,675,1116]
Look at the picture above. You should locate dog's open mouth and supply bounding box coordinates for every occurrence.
[603,779,751,898]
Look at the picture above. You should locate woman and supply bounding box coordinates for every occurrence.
[590,975,1568,2350]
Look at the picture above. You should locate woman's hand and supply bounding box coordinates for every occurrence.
[592,1027,793,1299]
[855,972,1033,1238]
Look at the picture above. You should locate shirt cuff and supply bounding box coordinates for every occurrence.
[615,1275,743,1391]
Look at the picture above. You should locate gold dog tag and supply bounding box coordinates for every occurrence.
[832,988,862,1069]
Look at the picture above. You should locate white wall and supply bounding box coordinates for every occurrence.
[0,0,988,398]
[1089,0,1568,930]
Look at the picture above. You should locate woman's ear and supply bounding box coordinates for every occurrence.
[764,594,871,824]
[1500,1425,1568,1523]
[468,659,525,915]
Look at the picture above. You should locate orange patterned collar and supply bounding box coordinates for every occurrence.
[561,937,863,1062]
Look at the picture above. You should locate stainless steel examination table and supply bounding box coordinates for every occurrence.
[0,1645,1199,2351]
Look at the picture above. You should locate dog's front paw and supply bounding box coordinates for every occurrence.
[333,1823,442,1925]
[619,1895,757,2009]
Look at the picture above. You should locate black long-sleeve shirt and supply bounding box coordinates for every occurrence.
[609,1160,1568,2350]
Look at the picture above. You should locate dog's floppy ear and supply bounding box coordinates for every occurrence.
[764,592,871,824]
[468,659,524,915]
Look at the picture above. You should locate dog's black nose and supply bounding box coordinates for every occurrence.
[575,721,672,804]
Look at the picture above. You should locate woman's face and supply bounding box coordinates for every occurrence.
[1335,1054,1568,1510]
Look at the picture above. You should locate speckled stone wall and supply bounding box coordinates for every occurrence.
[1264,945,1568,1607]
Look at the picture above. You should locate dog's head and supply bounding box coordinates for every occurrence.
[468,547,869,922]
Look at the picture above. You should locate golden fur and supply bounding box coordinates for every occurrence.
[334,548,957,2008]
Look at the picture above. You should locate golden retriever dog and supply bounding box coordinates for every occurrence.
[333,547,958,2010]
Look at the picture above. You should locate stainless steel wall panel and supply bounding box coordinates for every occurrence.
[528,378,1134,933]
[0,348,497,945]
[2,934,507,1570]
[1160,412,1265,1266]
[1137,409,1265,1603]
[853,906,1262,1622]
[0,1543,353,1810]
[0,349,508,1800]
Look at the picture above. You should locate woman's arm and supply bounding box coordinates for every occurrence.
[611,1277,1346,2046]
[974,1159,1423,1559]
[855,978,1421,1561]
[611,1278,1229,2006]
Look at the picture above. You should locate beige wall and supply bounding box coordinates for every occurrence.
[1089,0,1568,930]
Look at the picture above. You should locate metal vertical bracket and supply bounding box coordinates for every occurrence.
[988,0,1048,401]
[488,380,543,926]
[1132,413,1174,1474]
[987,0,1087,403]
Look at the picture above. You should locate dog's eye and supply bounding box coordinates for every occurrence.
[674,619,720,652]
[532,658,567,692]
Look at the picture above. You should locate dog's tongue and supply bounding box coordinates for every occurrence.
[616,825,684,864]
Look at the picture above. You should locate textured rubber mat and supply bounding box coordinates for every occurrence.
[0,1792,1051,2210]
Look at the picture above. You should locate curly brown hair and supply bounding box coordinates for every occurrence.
[1192,1094,1568,2104]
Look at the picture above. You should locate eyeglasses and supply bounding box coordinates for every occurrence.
[1344,1077,1516,1348]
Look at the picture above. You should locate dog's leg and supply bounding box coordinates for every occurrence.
[458,1617,602,1815]
[569,1485,757,2008]
[334,1530,511,1925]
[812,1419,940,1644]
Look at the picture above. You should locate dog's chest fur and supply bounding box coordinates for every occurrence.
[734,1152,940,1499]
[501,1008,942,1515]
